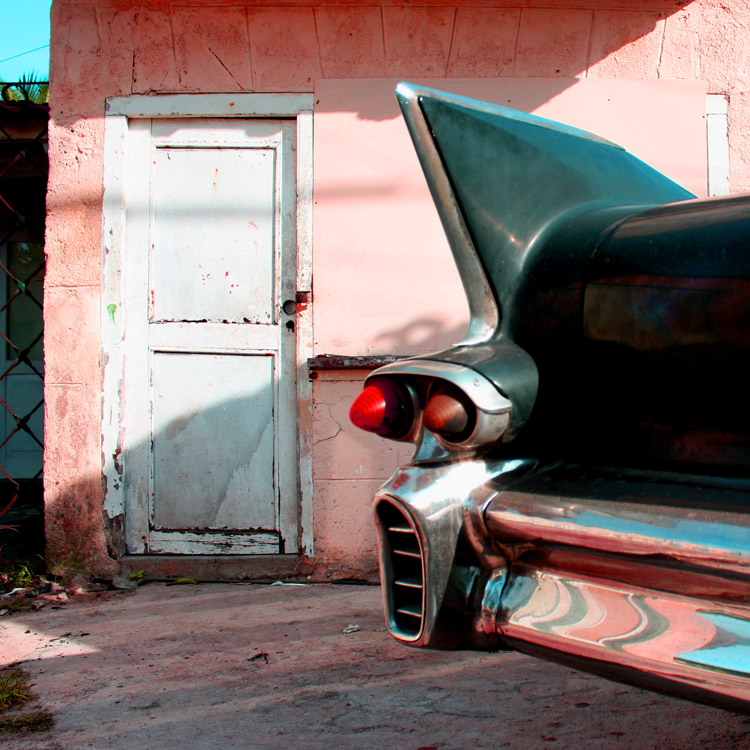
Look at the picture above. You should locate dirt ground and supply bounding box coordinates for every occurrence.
[2,582,750,749]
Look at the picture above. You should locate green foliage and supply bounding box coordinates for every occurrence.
[0,556,46,612]
[47,547,91,579]
[0,598,33,614]
[0,669,31,712]
[0,555,45,594]
[0,72,49,104]
[129,569,146,584]
[0,711,54,734]
[0,668,53,735]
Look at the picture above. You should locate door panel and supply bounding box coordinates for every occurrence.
[151,144,276,323]
[122,117,298,555]
[151,351,276,531]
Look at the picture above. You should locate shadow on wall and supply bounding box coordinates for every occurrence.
[311,4,690,122]
[372,318,470,355]
[49,1,695,128]
[318,77,618,122]
[47,377,381,581]
[43,0,698,576]
[46,383,295,578]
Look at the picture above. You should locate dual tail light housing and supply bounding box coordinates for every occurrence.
[349,363,512,450]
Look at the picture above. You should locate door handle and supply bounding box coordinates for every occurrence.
[282,292,311,316]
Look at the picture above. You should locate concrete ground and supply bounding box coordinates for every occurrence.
[2,582,750,750]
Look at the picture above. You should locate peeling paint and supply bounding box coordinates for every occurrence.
[308,354,403,370]
[112,447,123,479]
[103,510,127,559]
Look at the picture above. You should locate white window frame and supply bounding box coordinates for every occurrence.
[706,94,730,197]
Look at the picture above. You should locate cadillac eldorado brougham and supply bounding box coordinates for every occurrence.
[349,84,750,711]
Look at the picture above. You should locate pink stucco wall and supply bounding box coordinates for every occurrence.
[46,0,750,578]
[313,76,707,358]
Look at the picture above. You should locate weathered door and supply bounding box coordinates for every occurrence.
[121,117,299,554]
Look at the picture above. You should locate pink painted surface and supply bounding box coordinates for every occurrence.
[247,7,322,91]
[382,7,456,77]
[587,10,667,78]
[447,8,521,77]
[45,119,105,288]
[312,372,413,571]
[133,7,180,93]
[46,0,750,578]
[313,82,470,358]
[516,9,593,76]
[43,288,101,387]
[173,8,253,91]
[313,77,707,357]
[315,7,386,78]
[44,385,117,577]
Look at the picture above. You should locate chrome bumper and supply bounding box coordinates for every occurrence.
[374,459,750,709]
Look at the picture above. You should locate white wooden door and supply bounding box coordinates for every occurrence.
[122,118,298,554]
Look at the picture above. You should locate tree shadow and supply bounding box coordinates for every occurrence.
[371,317,469,356]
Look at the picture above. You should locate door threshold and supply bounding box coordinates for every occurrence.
[120,554,303,582]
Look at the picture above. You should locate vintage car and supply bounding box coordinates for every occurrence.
[349,83,750,711]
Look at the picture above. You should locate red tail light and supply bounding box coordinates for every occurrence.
[350,377,413,438]
[423,384,476,441]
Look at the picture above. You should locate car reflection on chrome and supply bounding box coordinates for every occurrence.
[350,83,750,712]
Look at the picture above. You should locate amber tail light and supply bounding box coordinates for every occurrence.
[351,371,509,447]
[349,377,414,439]
[423,383,476,442]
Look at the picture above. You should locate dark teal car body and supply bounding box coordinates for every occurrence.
[350,84,750,711]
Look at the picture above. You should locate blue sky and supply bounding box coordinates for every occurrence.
[0,0,52,81]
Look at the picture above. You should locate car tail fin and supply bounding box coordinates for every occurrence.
[395,83,695,342]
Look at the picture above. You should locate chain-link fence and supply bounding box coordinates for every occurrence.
[0,82,48,561]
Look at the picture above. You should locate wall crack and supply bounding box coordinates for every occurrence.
[314,396,350,445]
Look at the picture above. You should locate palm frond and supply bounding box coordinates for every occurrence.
[0,71,49,104]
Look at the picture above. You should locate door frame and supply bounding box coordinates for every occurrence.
[101,93,314,556]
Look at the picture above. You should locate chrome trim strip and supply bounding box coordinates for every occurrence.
[373,455,750,703]
[485,484,750,575]
[396,83,499,344]
[500,568,750,705]
[369,359,512,415]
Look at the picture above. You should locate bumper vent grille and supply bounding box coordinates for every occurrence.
[376,499,425,639]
